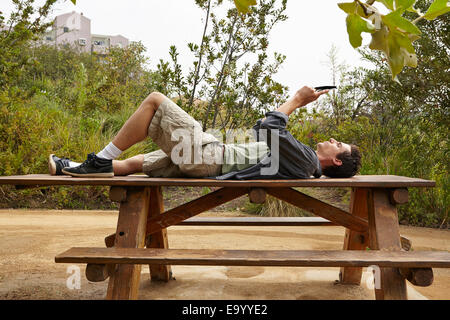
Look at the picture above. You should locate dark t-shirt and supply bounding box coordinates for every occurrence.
[213,111,322,180]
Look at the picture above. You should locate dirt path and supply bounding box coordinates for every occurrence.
[0,209,448,300]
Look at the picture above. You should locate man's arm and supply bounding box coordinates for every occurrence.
[248,86,328,178]
[263,86,329,121]
[254,86,330,139]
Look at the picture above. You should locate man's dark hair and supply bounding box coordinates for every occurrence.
[322,145,362,178]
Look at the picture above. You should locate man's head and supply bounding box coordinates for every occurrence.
[316,138,361,178]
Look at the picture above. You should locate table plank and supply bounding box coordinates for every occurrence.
[0,174,436,188]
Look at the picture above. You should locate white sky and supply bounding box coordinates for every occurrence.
[3,0,374,97]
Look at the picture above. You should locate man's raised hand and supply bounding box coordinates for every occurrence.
[294,86,329,107]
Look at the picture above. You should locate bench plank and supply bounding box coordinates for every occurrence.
[0,174,435,188]
[55,247,450,268]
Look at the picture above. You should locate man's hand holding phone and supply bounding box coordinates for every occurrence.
[295,86,334,107]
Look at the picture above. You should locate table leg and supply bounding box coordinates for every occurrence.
[339,188,369,285]
[145,186,172,281]
[367,188,407,300]
[106,187,150,300]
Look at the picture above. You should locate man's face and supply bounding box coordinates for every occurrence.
[316,138,351,165]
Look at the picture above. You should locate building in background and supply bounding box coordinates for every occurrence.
[43,11,129,54]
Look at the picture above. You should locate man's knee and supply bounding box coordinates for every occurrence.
[144,91,166,111]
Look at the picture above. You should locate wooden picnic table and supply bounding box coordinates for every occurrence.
[1,174,448,300]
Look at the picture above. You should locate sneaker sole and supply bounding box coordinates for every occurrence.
[48,154,57,175]
[61,169,114,178]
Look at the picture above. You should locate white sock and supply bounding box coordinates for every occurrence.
[97,142,122,160]
[69,161,81,167]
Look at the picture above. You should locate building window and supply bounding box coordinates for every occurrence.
[63,27,69,33]
[46,36,52,41]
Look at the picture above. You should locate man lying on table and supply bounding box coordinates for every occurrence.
[48,86,361,179]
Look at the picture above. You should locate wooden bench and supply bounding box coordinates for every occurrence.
[1,173,448,300]
[56,247,449,268]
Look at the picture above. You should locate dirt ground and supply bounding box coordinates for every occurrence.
[0,209,448,300]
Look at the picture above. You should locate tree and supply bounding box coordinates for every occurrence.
[189,0,289,130]
[0,0,56,92]
[308,0,449,226]
[237,0,449,81]
[188,0,214,108]
[338,0,450,81]
[65,0,449,80]
[155,0,289,131]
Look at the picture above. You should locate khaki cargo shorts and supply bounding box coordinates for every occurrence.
[143,98,223,178]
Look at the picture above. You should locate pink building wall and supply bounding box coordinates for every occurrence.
[45,11,128,54]
[54,11,92,52]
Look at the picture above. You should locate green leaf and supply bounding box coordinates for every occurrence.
[338,1,369,18]
[406,6,421,14]
[386,35,404,80]
[376,0,394,10]
[369,25,418,80]
[386,30,417,79]
[395,30,416,53]
[395,0,415,11]
[346,14,375,48]
[369,26,389,51]
[408,33,421,42]
[338,2,358,14]
[401,47,417,67]
[70,0,76,4]
[234,0,257,14]
[382,9,421,34]
[423,0,450,20]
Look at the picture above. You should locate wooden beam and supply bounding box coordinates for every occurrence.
[109,187,127,202]
[85,264,110,282]
[389,188,409,205]
[339,188,370,285]
[396,235,434,287]
[368,188,407,300]
[178,216,336,226]
[103,216,336,249]
[106,187,150,300]
[86,227,116,282]
[399,267,434,287]
[248,188,266,204]
[105,234,115,248]
[145,187,248,235]
[55,247,450,268]
[400,236,412,252]
[145,186,172,282]
[266,187,368,233]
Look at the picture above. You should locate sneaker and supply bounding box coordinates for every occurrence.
[48,154,72,176]
[62,152,114,178]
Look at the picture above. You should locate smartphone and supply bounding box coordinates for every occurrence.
[314,86,337,91]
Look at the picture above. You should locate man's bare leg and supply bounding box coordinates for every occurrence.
[109,92,166,175]
[111,92,167,151]
[52,92,167,176]
[113,154,144,176]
